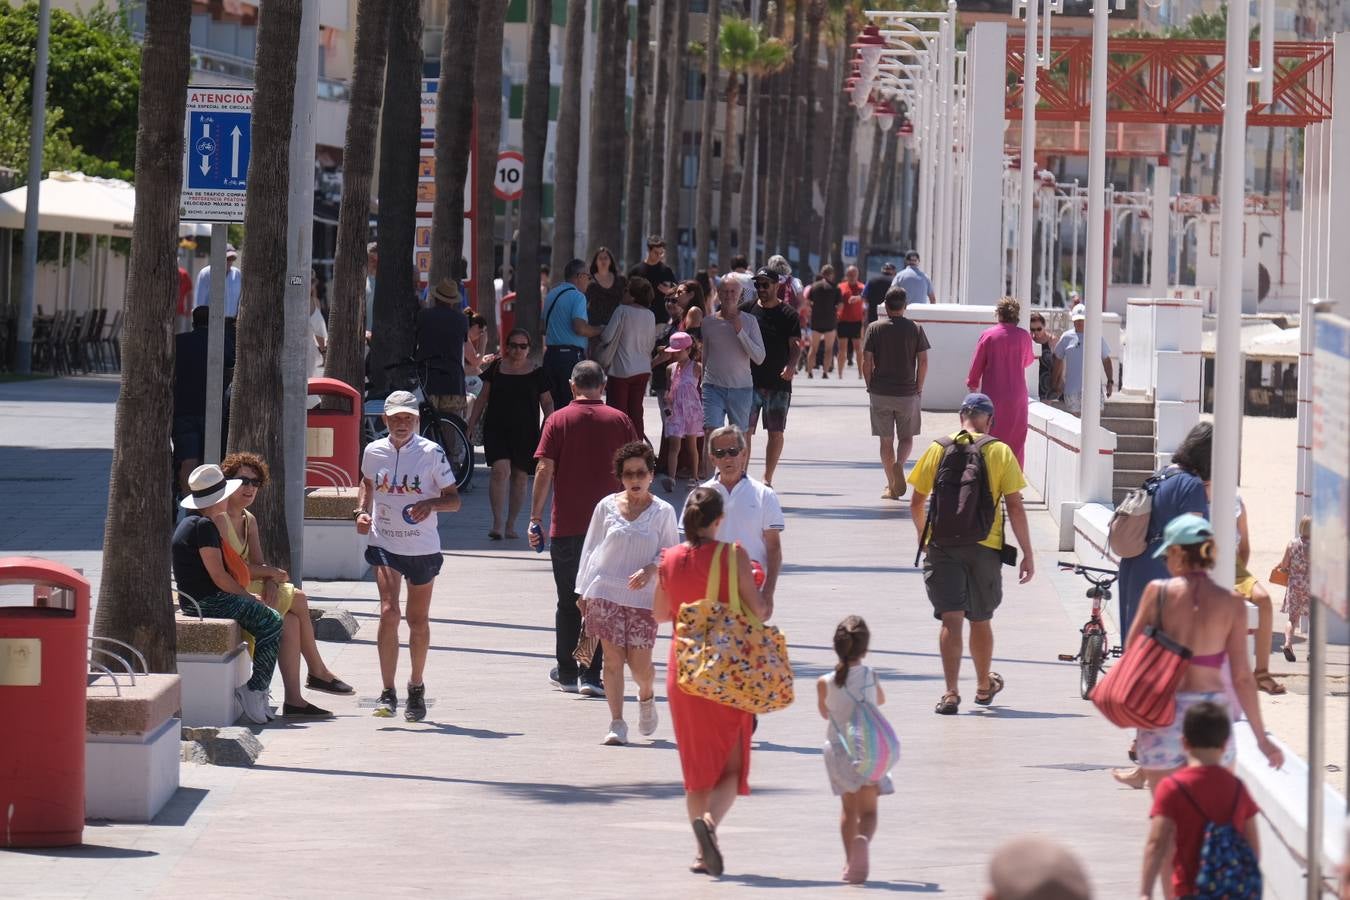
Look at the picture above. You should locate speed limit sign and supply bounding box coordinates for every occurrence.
[493,150,525,201]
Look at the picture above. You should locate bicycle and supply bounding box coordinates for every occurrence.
[362,359,476,491]
[1056,561,1121,700]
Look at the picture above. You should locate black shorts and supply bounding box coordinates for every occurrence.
[837,321,862,339]
[365,545,444,586]
[922,543,1003,622]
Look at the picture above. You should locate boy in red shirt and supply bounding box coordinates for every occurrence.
[1140,701,1261,899]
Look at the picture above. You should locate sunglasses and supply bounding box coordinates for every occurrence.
[507,342,530,350]
[710,446,741,459]
[237,476,264,487]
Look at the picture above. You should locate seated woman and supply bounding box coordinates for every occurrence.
[218,452,353,717]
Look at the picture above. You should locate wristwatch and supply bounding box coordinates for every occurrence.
[352,508,368,520]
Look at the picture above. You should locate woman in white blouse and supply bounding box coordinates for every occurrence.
[577,441,680,746]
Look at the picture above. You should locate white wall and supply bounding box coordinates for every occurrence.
[1024,402,1117,549]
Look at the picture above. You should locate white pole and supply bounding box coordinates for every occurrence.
[1210,0,1250,589]
[1150,163,1170,299]
[576,0,597,257]
[1295,123,1323,524]
[1015,0,1038,307]
[1071,180,1080,293]
[14,0,51,375]
[283,0,319,578]
[1077,0,1109,504]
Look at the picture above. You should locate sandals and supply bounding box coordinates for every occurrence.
[1112,766,1146,790]
[974,672,1005,706]
[487,531,503,541]
[1255,669,1287,695]
[934,691,960,715]
[1283,644,1297,663]
[691,814,723,877]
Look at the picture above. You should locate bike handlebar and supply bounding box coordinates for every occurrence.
[1058,561,1119,582]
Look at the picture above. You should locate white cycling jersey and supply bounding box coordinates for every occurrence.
[361,434,455,557]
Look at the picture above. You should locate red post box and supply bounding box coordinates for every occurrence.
[0,557,88,847]
[306,377,362,489]
[500,293,516,341]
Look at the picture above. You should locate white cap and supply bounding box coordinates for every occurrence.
[383,390,420,417]
[1070,303,1086,322]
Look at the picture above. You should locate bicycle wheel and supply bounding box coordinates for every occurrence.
[1080,631,1105,700]
[422,416,475,491]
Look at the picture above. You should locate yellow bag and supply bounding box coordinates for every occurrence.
[674,543,794,714]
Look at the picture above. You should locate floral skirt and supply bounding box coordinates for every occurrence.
[582,596,657,649]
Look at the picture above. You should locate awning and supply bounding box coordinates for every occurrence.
[0,171,136,237]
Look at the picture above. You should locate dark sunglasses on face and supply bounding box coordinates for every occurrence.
[238,476,264,487]
[507,342,530,350]
[710,446,741,459]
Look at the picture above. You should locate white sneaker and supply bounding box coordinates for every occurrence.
[638,697,658,736]
[603,719,628,746]
[235,686,270,724]
[264,691,277,721]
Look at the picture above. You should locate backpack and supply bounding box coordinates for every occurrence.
[828,671,900,783]
[923,431,997,547]
[1108,469,1176,558]
[1175,780,1262,900]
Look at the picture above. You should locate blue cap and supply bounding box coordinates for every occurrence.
[1152,513,1215,558]
[960,392,995,416]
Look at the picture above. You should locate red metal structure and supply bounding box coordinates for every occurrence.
[1007,38,1333,127]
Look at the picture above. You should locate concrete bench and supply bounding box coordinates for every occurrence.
[303,487,369,580]
[86,673,181,822]
[175,613,249,727]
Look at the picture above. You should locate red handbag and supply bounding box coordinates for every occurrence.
[1091,580,1193,729]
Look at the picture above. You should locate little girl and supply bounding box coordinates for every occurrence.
[1274,515,1312,661]
[817,615,893,884]
[662,331,702,493]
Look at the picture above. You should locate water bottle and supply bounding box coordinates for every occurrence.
[529,521,545,553]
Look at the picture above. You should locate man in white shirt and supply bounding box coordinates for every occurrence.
[698,424,784,614]
[355,390,461,722]
[890,250,936,304]
[1052,304,1113,415]
[194,245,243,319]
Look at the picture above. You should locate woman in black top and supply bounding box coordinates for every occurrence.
[586,247,627,330]
[806,264,841,379]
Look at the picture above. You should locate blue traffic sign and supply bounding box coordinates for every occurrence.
[185,111,251,191]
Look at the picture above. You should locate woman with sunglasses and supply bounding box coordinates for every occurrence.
[467,328,555,540]
[675,279,706,341]
[217,452,352,717]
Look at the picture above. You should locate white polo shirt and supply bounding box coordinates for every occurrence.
[698,474,784,565]
[360,434,456,556]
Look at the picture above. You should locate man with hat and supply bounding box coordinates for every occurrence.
[907,392,1034,716]
[415,277,471,420]
[542,259,603,412]
[193,244,243,324]
[171,464,283,724]
[743,267,801,487]
[1052,303,1113,416]
[891,250,936,304]
[355,390,462,721]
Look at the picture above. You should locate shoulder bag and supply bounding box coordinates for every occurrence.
[1090,578,1193,728]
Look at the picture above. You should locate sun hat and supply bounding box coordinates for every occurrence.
[384,390,420,417]
[1153,513,1215,558]
[1071,303,1086,321]
[668,331,693,351]
[960,392,995,416]
[431,278,460,305]
[180,464,242,510]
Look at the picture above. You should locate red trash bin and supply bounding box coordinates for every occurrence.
[306,377,362,488]
[0,557,89,847]
[500,293,516,341]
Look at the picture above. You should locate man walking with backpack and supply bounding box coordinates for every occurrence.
[907,393,1034,715]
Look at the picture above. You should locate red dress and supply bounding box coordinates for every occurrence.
[660,541,753,795]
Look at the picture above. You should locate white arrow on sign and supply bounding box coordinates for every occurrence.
[230,126,242,179]
[200,121,211,176]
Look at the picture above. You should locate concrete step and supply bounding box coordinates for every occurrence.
[1103,416,1156,437]
[1114,468,1154,490]
[1115,451,1157,471]
[1116,434,1155,453]
[1104,399,1155,419]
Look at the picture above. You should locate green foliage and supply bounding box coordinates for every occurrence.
[719,16,790,76]
[0,1,140,178]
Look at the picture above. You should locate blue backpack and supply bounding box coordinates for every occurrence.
[1175,781,1262,900]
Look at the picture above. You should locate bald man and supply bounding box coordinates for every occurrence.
[986,836,1092,900]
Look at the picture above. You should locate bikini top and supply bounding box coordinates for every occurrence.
[1190,650,1227,669]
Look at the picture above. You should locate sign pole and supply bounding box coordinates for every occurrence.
[14,0,51,375]
[204,227,227,465]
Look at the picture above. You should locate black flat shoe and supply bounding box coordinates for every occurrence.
[1283,645,1297,662]
[282,701,334,718]
[306,674,355,695]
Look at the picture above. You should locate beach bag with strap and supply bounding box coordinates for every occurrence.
[923,431,997,547]
[1107,469,1176,559]
[675,543,794,715]
[828,670,901,783]
[1090,579,1192,728]
[1175,781,1262,900]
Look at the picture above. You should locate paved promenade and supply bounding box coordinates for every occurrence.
[3,374,1155,898]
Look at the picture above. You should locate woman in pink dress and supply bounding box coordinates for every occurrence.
[967,297,1036,465]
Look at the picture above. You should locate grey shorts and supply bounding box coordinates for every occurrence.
[869,393,922,438]
[922,543,1003,622]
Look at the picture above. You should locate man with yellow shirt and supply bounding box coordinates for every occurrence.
[908,392,1035,716]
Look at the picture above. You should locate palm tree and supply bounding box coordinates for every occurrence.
[328,0,388,393]
[622,0,653,267]
[429,0,480,288]
[736,0,773,265]
[796,0,828,264]
[817,5,856,269]
[474,0,508,316]
[762,0,790,253]
[226,0,301,569]
[857,118,882,261]
[693,0,722,269]
[93,0,192,672]
[367,0,424,397]
[587,0,629,256]
[660,0,692,255]
[515,0,551,339]
[551,0,587,276]
[648,0,679,259]
[716,18,788,266]
[774,0,806,260]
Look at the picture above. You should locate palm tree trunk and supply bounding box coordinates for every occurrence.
[474,0,508,313]
[694,0,722,269]
[551,0,587,275]
[588,0,628,256]
[226,0,301,571]
[857,119,882,260]
[798,3,824,264]
[430,0,480,288]
[762,0,787,253]
[329,0,388,393]
[1179,123,1197,279]
[816,30,850,269]
[779,0,806,263]
[94,0,191,672]
[623,0,653,268]
[515,0,551,340]
[648,0,677,258]
[368,0,424,397]
[871,131,897,245]
[736,68,758,259]
[716,73,740,266]
[661,0,691,255]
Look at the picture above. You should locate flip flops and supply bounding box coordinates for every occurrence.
[974,672,1005,706]
[691,814,723,877]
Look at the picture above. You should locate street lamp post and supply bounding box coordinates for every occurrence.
[1015,0,1040,310]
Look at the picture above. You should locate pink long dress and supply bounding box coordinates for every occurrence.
[967,322,1035,466]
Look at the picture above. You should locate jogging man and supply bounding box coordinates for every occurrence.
[743,267,801,487]
[356,390,462,721]
[907,393,1034,716]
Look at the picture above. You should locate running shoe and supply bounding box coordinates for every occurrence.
[373,687,398,717]
[234,686,270,724]
[603,720,628,745]
[638,697,659,736]
[405,682,427,722]
[579,679,606,698]
[549,667,579,694]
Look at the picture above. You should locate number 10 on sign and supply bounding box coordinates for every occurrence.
[494,151,524,202]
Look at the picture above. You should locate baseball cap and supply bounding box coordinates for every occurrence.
[752,267,779,284]
[225,245,238,259]
[384,390,420,417]
[1071,303,1086,322]
[1153,513,1215,558]
[668,331,693,351]
[960,392,995,416]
